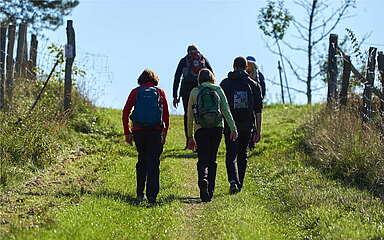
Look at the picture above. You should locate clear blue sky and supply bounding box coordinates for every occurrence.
[43,0,384,113]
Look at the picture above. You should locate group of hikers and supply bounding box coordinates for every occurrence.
[122,44,265,204]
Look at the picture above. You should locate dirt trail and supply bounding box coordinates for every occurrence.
[177,157,205,240]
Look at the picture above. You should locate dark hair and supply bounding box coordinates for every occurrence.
[233,56,247,70]
[187,44,198,54]
[137,69,160,85]
[198,68,215,85]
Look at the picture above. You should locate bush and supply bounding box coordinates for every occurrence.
[303,106,384,189]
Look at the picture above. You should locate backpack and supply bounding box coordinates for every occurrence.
[194,86,222,128]
[226,78,254,126]
[186,51,206,78]
[130,86,163,128]
[247,61,266,98]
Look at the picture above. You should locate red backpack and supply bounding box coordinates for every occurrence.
[186,51,206,77]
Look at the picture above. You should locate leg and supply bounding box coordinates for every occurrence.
[133,131,146,198]
[207,127,223,198]
[181,95,190,148]
[195,128,211,202]
[224,131,240,187]
[144,130,163,201]
[237,130,252,190]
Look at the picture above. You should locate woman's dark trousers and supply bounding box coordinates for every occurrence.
[195,127,223,199]
[133,130,163,200]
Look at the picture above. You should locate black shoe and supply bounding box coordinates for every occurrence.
[229,181,239,195]
[148,197,156,204]
[137,194,145,201]
[199,179,210,202]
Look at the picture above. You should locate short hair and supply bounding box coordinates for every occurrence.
[187,44,198,54]
[198,68,215,85]
[137,69,160,86]
[233,56,248,70]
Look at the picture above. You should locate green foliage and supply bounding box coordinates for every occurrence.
[258,0,293,40]
[345,28,366,65]
[0,0,79,30]
[303,106,384,189]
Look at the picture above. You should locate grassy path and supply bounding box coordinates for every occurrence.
[2,105,384,239]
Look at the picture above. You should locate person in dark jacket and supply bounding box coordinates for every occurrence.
[173,45,213,149]
[122,69,170,204]
[220,56,263,194]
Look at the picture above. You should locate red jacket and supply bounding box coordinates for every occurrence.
[122,82,169,135]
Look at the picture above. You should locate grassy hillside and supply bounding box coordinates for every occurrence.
[1,104,384,239]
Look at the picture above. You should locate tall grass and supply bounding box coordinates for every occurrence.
[0,74,95,187]
[303,104,384,191]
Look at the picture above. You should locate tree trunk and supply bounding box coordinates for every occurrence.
[278,60,285,104]
[64,20,76,112]
[307,0,317,105]
[362,47,377,123]
[15,22,27,78]
[339,55,351,107]
[327,34,338,105]
[0,26,6,110]
[5,24,16,110]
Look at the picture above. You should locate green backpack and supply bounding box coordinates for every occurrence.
[194,86,222,128]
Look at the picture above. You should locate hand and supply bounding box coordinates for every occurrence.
[173,98,180,108]
[125,134,133,145]
[252,131,261,143]
[187,137,196,152]
[230,131,238,141]
[161,131,167,144]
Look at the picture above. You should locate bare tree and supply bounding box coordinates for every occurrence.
[284,0,356,104]
[258,0,293,104]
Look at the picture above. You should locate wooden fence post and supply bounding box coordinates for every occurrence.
[377,51,384,134]
[327,34,338,105]
[362,47,377,124]
[64,20,76,112]
[339,55,351,107]
[5,24,16,110]
[29,34,38,79]
[0,26,6,110]
[15,22,27,78]
[278,61,285,104]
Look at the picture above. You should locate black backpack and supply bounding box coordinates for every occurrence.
[226,78,254,126]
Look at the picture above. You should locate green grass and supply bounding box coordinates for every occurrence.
[2,104,384,239]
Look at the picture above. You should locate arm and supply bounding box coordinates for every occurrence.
[160,89,170,133]
[122,88,138,144]
[217,87,236,133]
[173,58,185,99]
[186,91,195,138]
[205,58,214,74]
[251,81,263,142]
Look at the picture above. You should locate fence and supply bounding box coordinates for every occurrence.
[0,20,76,112]
[327,33,384,132]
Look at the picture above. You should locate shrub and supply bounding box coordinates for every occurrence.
[303,106,384,190]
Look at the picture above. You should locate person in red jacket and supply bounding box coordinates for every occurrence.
[122,69,169,204]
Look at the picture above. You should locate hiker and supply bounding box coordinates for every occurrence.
[122,69,169,204]
[220,56,263,194]
[186,68,238,202]
[246,56,266,98]
[173,44,214,149]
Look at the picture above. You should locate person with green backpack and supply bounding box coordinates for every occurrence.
[186,68,238,202]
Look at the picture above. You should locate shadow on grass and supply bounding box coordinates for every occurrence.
[161,149,197,160]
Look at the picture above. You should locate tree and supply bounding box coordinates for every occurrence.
[258,0,293,104]
[0,0,79,30]
[282,0,356,104]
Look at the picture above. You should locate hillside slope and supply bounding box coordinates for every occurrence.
[2,104,384,240]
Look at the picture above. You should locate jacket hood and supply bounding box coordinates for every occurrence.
[200,81,221,90]
[227,70,249,80]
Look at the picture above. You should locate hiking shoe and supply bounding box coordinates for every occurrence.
[137,194,145,201]
[199,179,210,202]
[229,181,239,195]
[148,197,156,204]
